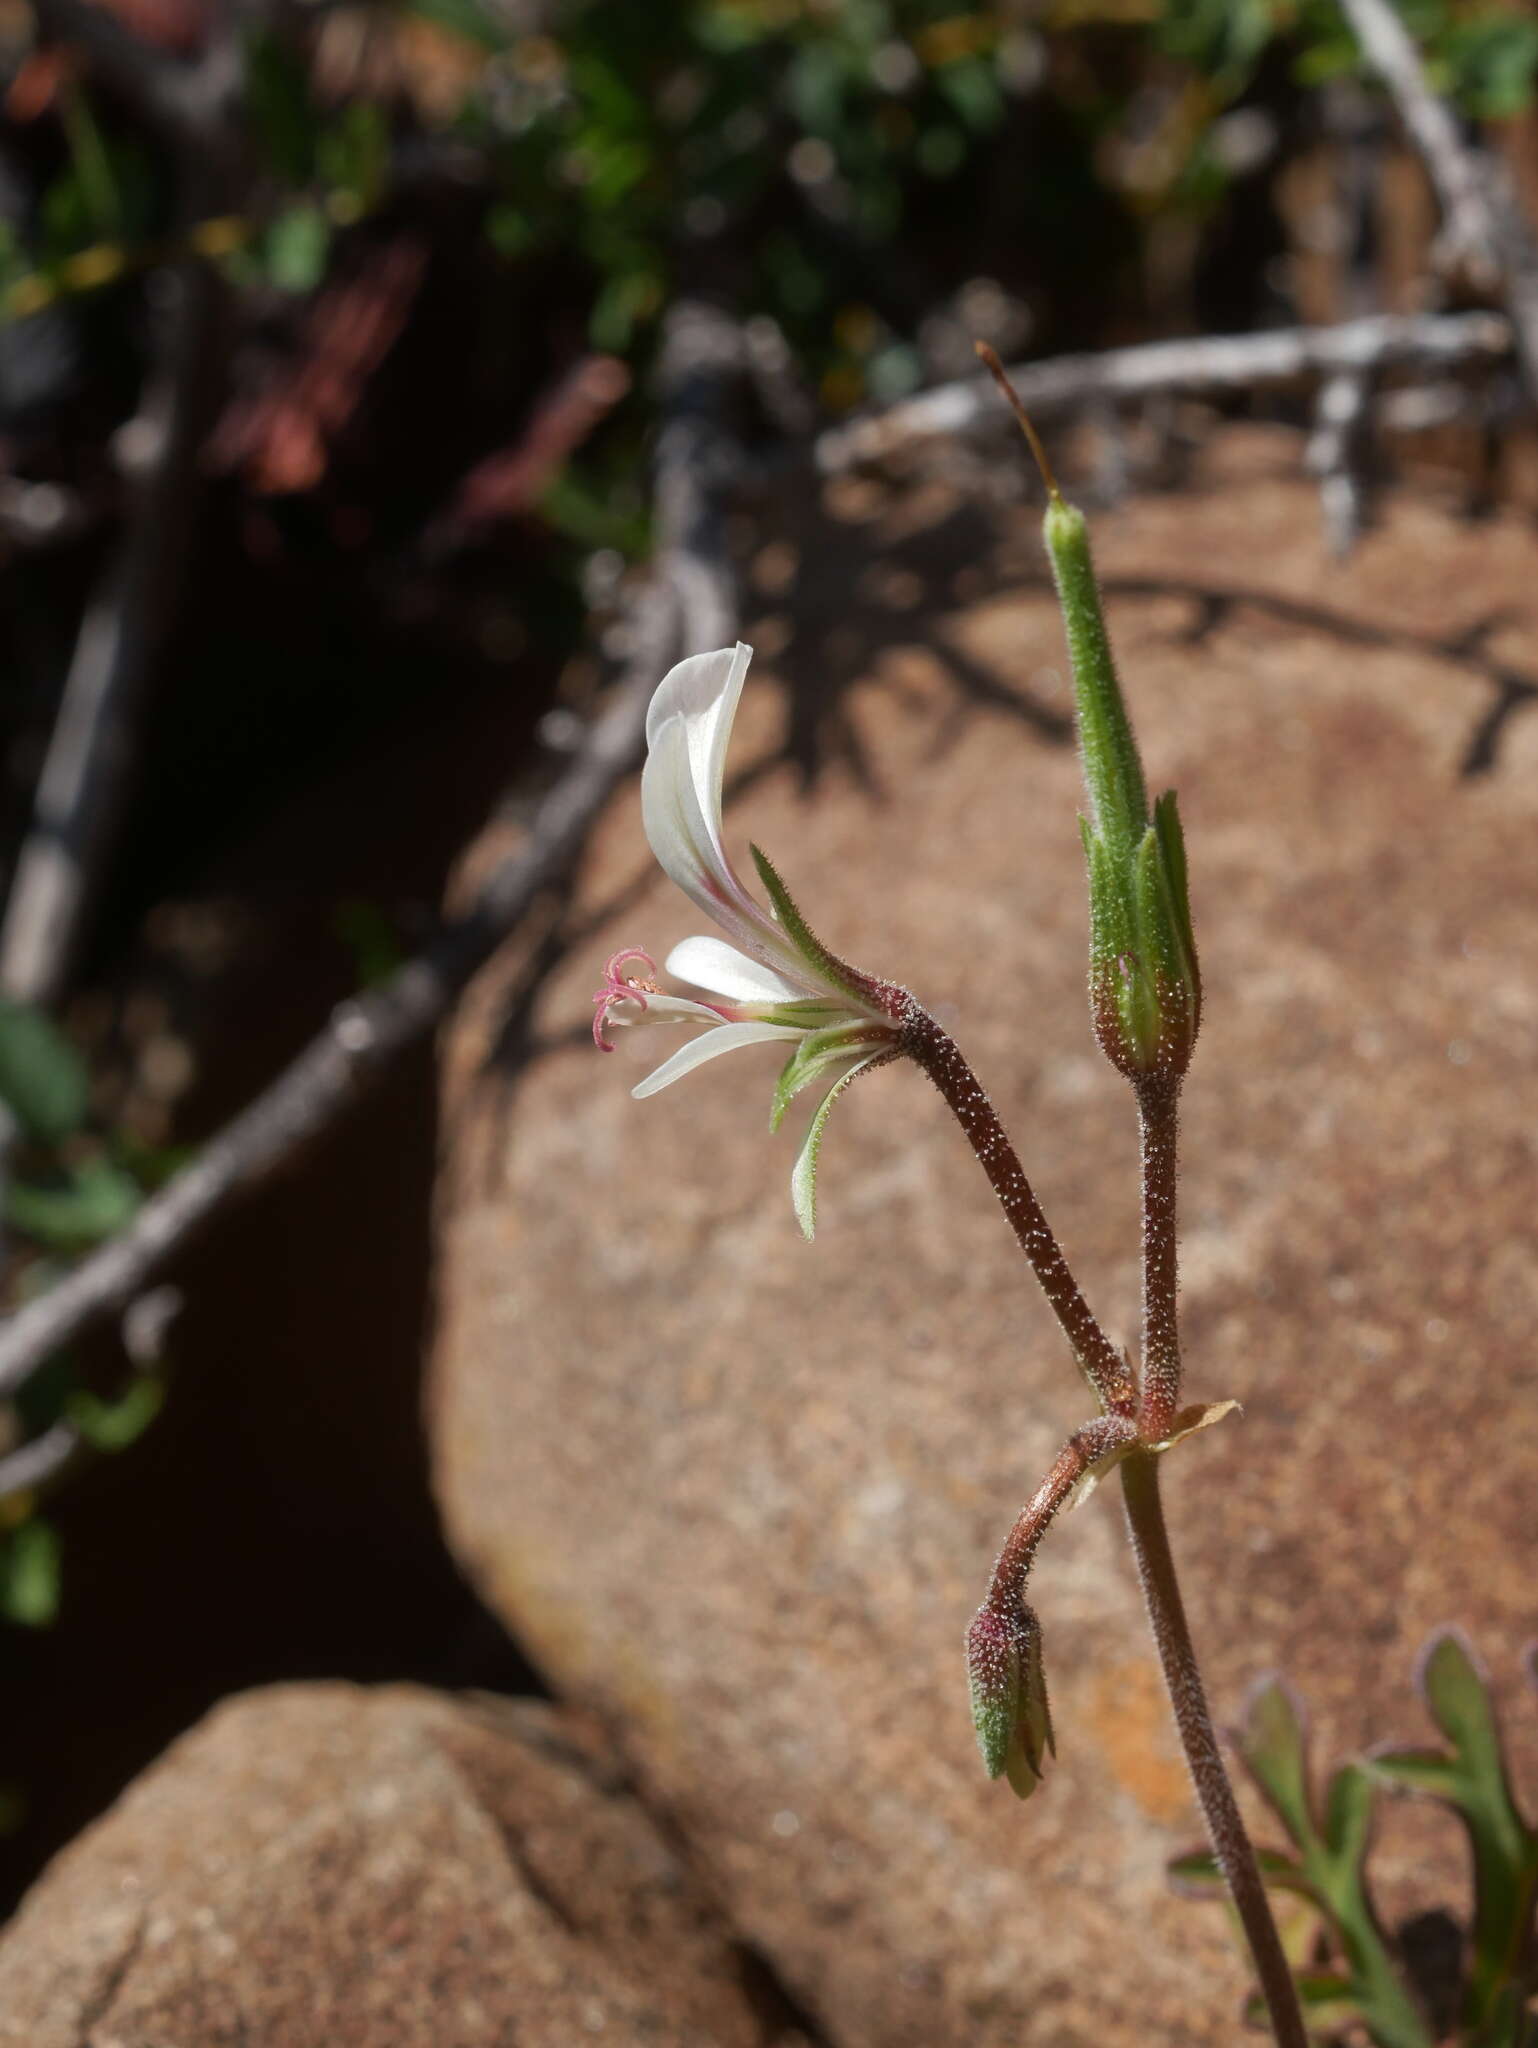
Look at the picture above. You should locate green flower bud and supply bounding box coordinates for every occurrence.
[966,1602,1055,1799]
[1044,502,1200,1082]
[975,346,1201,1084]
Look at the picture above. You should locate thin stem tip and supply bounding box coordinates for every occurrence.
[974,341,1061,500]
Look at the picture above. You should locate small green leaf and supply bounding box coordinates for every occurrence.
[1407,1631,1538,2030]
[1239,1678,1316,1848]
[1168,1844,1311,1896]
[1322,1763,1375,1869]
[0,1519,60,1628]
[6,1157,140,1250]
[1367,1747,1461,1799]
[0,1000,89,1143]
[264,203,330,295]
[68,1375,163,1453]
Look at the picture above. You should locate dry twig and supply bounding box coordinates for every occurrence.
[813,310,1511,474]
[0,301,744,1403]
[1337,0,1538,397]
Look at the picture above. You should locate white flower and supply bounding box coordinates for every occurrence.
[594,642,902,1235]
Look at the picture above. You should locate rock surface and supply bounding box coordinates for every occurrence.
[433,429,1538,2047]
[0,1684,791,2047]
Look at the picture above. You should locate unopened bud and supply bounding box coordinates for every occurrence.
[966,1602,1055,1799]
[1043,497,1200,1081]
[975,346,1200,1083]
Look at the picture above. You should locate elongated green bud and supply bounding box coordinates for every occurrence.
[975,345,1200,1081]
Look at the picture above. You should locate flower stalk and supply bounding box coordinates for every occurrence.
[597,367,1308,2044]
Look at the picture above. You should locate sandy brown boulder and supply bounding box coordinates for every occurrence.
[0,1684,790,2047]
[433,429,1538,2047]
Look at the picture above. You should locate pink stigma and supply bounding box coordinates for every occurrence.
[592,947,658,1050]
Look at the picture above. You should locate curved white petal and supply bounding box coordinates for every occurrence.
[631,1020,802,1100]
[665,935,802,1004]
[621,991,734,1028]
[645,643,752,842]
[641,715,786,968]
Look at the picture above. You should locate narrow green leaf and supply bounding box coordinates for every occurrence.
[0,1519,60,1628]
[68,1376,164,1453]
[1239,1678,1316,1848]
[1411,1632,1538,2028]
[1367,1748,1461,1799]
[1323,1763,1375,1869]
[0,1000,89,1142]
[6,1157,140,1250]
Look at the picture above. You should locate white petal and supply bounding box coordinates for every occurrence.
[631,1019,802,1100]
[645,643,752,839]
[665,935,802,1004]
[641,715,780,960]
[621,991,734,1028]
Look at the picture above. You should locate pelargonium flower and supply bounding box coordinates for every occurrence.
[594,642,904,1236]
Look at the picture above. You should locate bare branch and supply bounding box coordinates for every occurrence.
[1335,0,1501,283]
[0,263,226,1009]
[1337,0,1538,397]
[0,1419,80,1501]
[0,301,745,1402]
[813,311,1511,474]
[1306,369,1371,559]
[31,0,241,158]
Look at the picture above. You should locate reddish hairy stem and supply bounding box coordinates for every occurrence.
[1121,1453,1308,2048]
[1136,1074,1182,1438]
[898,1000,1134,1414]
[985,1415,1137,1613]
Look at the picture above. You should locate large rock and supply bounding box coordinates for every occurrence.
[0,1684,790,2046]
[433,430,1538,2047]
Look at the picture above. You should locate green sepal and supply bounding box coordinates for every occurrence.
[1153,790,1198,980]
[770,1024,889,1135]
[966,1603,1054,1801]
[790,1052,883,1240]
[750,845,870,1006]
[1003,1617,1055,1800]
[1079,815,1132,977]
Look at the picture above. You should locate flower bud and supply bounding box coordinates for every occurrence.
[966,1602,1054,1799]
[1042,496,1201,1081]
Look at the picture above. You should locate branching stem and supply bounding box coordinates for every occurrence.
[918,1011,1306,2046]
[1121,1453,1308,2048]
[898,1000,1134,1414]
[984,1414,1137,1615]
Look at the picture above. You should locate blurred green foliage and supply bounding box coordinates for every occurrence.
[1173,1634,1538,2046]
[6,0,1538,417]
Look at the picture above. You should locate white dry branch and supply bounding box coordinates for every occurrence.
[813,310,1512,474]
[1337,0,1538,398]
[0,300,744,1418]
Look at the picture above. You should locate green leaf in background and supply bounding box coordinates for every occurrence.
[334,899,405,990]
[1239,1676,1316,1845]
[68,1376,164,1455]
[262,203,331,295]
[6,1157,141,1251]
[1371,1632,1538,2034]
[0,1001,89,1144]
[1228,1679,1434,2048]
[0,1519,60,1629]
[317,101,391,217]
[245,27,321,185]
